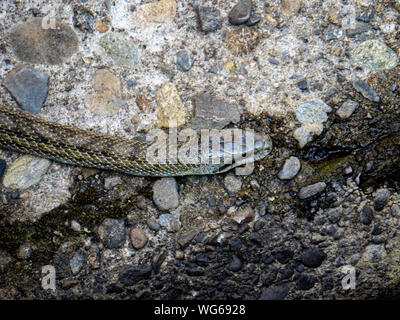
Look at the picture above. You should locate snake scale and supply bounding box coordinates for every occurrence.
[0,106,272,176]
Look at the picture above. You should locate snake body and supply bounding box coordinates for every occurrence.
[0,106,272,176]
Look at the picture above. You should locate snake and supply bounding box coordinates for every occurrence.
[0,105,272,176]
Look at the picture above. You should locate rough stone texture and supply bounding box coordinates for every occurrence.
[99,33,141,67]
[8,18,78,65]
[2,155,51,191]
[231,207,254,224]
[156,83,186,128]
[118,265,152,286]
[352,39,398,71]
[300,248,326,268]
[228,0,252,25]
[153,178,180,210]
[259,285,289,300]
[224,174,242,194]
[374,189,390,212]
[135,0,176,23]
[3,65,49,114]
[192,94,241,130]
[176,50,194,71]
[197,6,222,32]
[278,156,301,180]
[352,80,380,103]
[293,98,332,148]
[97,218,126,249]
[129,228,148,249]
[281,0,302,16]
[336,100,359,119]
[298,182,327,199]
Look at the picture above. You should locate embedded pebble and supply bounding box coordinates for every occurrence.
[147,220,161,231]
[3,65,49,114]
[130,228,148,249]
[192,94,240,130]
[197,6,222,32]
[153,178,180,211]
[86,69,125,116]
[2,155,51,191]
[352,39,398,71]
[228,0,252,25]
[70,251,84,275]
[352,80,380,103]
[104,176,123,190]
[224,175,242,195]
[228,255,243,271]
[177,229,199,248]
[360,206,374,225]
[293,98,332,148]
[136,0,176,23]
[97,218,126,249]
[281,0,302,16]
[259,285,289,300]
[70,220,82,232]
[374,189,390,212]
[336,100,359,119]
[298,182,327,199]
[99,33,141,67]
[156,83,187,128]
[9,18,79,65]
[176,51,194,71]
[73,5,95,32]
[118,265,152,286]
[158,213,181,232]
[300,248,326,268]
[278,156,301,180]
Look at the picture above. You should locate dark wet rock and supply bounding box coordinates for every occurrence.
[298,182,326,199]
[0,160,6,179]
[3,65,49,114]
[153,178,179,211]
[186,267,205,276]
[97,218,126,249]
[9,18,79,65]
[197,6,222,32]
[279,268,294,280]
[301,248,326,268]
[228,0,252,25]
[358,7,374,23]
[253,219,265,232]
[246,13,261,26]
[296,274,316,290]
[263,268,278,286]
[360,206,374,225]
[73,5,95,32]
[228,255,243,272]
[275,248,294,264]
[374,189,390,212]
[278,156,301,180]
[176,50,194,71]
[259,285,289,300]
[336,100,359,119]
[321,275,334,291]
[371,223,383,236]
[69,251,84,275]
[230,238,242,251]
[352,80,380,103]
[195,253,209,267]
[296,79,308,91]
[147,220,161,231]
[192,94,241,130]
[152,250,167,274]
[118,265,152,286]
[177,229,198,248]
[327,206,344,224]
